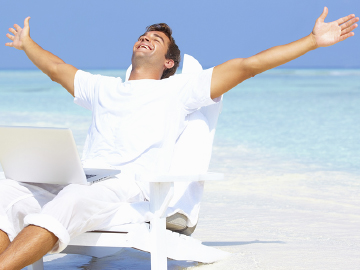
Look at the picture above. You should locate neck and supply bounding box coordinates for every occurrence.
[128,64,163,81]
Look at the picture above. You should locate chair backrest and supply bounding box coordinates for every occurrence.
[170,54,222,173]
[166,55,222,227]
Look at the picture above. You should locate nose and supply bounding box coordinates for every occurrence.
[140,36,150,42]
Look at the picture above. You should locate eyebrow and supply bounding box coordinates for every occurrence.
[138,33,165,44]
[153,33,165,44]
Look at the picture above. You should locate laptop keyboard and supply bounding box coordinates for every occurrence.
[86,174,96,179]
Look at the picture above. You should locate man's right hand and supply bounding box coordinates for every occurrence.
[5,17,78,97]
[5,17,31,50]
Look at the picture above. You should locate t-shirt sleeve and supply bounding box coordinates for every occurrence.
[177,67,220,113]
[74,70,102,110]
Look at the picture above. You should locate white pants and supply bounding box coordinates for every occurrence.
[0,176,145,253]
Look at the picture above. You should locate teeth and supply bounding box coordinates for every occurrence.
[139,45,150,50]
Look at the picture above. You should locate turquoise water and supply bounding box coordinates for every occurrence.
[216,69,360,174]
[0,69,359,175]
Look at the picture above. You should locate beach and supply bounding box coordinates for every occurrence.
[0,69,359,269]
[192,146,360,269]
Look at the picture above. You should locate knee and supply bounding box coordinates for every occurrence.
[0,179,20,194]
[0,180,31,210]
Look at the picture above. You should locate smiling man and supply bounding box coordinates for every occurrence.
[0,7,358,269]
[131,25,180,80]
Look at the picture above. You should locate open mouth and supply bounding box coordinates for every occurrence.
[137,44,153,51]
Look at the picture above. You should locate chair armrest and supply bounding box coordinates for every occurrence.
[135,172,223,218]
[135,172,224,183]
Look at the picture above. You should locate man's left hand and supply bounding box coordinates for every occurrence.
[312,7,358,48]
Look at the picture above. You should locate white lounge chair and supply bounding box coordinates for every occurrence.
[28,55,229,270]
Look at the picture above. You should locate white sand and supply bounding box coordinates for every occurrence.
[188,146,360,270]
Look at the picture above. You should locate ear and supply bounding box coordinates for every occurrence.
[164,59,175,70]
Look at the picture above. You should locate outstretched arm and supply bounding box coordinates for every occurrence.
[5,17,78,97]
[211,7,359,99]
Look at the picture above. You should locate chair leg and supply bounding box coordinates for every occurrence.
[150,216,167,270]
[27,257,44,270]
[149,182,173,270]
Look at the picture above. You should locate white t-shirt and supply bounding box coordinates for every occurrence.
[74,68,216,175]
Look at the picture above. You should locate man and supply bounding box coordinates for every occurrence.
[0,7,358,269]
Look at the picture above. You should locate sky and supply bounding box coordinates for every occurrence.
[1,0,359,70]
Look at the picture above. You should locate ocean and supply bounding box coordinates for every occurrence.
[1,69,359,175]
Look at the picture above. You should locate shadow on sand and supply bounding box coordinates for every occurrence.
[42,248,198,270]
[202,240,286,246]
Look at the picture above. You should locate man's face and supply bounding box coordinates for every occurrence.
[132,31,172,70]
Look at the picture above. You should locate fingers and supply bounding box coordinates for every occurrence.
[6,33,14,41]
[339,16,358,37]
[5,17,31,48]
[341,21,358,35]
[6,27,17,42]
[24,16,31,28]
[336,14,356,25]
[339,31,355,42]
[340,16,359,30]
[318,6,328,22]
[8,27,17,35]
[13,24,22,32]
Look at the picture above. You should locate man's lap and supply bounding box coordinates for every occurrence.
[0,176,145,244]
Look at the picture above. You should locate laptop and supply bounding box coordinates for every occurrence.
[0,126,121,185]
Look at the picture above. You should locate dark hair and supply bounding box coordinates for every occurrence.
[144,23,180,79]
